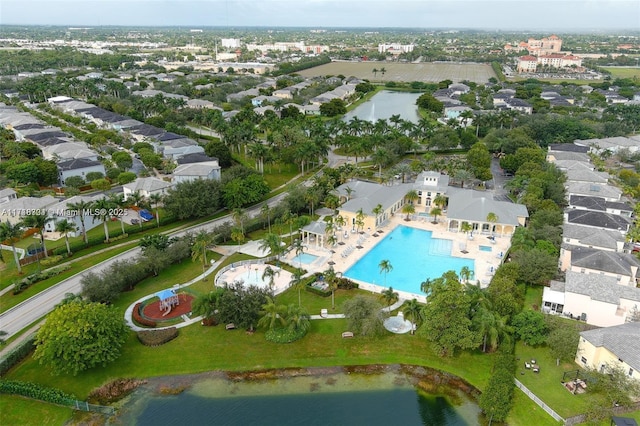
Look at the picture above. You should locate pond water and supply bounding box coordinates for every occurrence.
[343,90,422,123]
[113,368,480,426]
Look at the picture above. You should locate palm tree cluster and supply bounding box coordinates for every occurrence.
[258,296,311,336]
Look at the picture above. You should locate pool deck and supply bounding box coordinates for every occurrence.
[282,215,511,302]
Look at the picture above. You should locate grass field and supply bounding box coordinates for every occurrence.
[602,66,640,80]
[296,61,496,83]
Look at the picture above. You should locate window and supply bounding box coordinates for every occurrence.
[581,357,587,364]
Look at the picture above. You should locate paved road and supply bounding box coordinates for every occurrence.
[0,191,288,340]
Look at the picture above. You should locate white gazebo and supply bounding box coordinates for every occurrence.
[300,221,327,248]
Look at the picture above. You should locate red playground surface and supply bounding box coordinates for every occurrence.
[142,294,194,320]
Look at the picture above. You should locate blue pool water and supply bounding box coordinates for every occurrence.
[345,226,474,295]
[293,253,319,264]
[479,245,492,252]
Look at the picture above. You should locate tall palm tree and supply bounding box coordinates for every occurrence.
[486,212,498,235]
[372,204,384,228]
[67,199,94,244]
[433,194,447,210]
[149,193,163,228]
[108,193,127,235]
[378,259,393,287]
[261,266,280,291]
[381,286,399,312]
[459,266,472,284]
[355,208,365,233]
[402,203,416,221]
[93,197,115,242]
[293,238,305,269]
[260,204,271,233]
[405,189,419,205]
[324,267,340,310]
[429,206,442,224]
[372,68,378,78]
[55,219,77,256]
[403,298,424,332]
[192,231,213,273]
[0,220,24,274]
[191,289,223,320]
[289,269,304,307]
[23,212,53,258]
[259,233,283,260]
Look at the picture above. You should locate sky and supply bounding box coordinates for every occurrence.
[1,0,639,31]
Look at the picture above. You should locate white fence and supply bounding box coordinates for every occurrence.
[514,378,565,424]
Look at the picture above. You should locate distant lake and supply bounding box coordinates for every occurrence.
[343,90,422,123]
[115,368,480,426]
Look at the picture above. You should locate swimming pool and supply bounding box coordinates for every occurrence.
[292,253,319,265]
[479,245,492,252]
[344,226,474,295]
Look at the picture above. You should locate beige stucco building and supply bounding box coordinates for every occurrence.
[576,322,640,382]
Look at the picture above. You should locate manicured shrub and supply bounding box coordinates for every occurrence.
[265,327,307,344]
[337,277,359,290]
[40,255,63,267]
[12,265,71,295]
[0,337,35,376]
[137,327,179,346]
[0,380,76,406]
[132,303,156,328]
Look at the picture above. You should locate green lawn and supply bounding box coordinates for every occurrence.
[515,342,599,418]
[507,389,562,426]
[601,67,640,79]
[0,395,73,426]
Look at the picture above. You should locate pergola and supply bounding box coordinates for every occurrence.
[300,221,327,248]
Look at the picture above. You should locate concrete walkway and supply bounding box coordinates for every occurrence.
[309,298,405,320]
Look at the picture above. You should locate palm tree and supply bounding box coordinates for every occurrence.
[355,208,365,233]
[324,267,340,309]
[402,203,416,221]
[372,204,384,228]
[55,219,77,256]
[149,193,163,228]
[344,186,354,200]
[260,204,271,233]
[191,289,223,320]
[405,189,419,205]
[420,278,433,296]
[231,208,246,234]
[379,67,386,77]
[378,259,393,287]
[293,238,305,269]
[259,233,283,260]
[381,286,399,312]
[403,299,423,333]
[372,68,378,77]
[433,194,447,210]
[108,193,128,235]
[429,206,442,224]
[461,221,473,235]
[289,269,305,307]
[67,199,93,244]
[261,266,280,291]
[192,231,213,273]
[93,198,115,242]
[285,304,311,333]
[0,220,24,274]
[486,212,498,235]
[23,212,53,258]
[258,297,286,330]
[459,266,472,284]
[230,226,245,245]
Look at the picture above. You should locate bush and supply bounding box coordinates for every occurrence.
[40,255,63,267]
[0,337,35,376]
[265,327,307,344]
[337,277,359,290]
[132,303,156,328]
[0,380,76,406]
[305,284,330,297]
[12,265,72,295]
[87,378,147,405]
[137,328,178,346]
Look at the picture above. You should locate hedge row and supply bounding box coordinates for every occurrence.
[13,265,72,295]
[0,336,35,377]
[478,348,516,421]
[265,327,307,344]
[0,380,76,406]
[132,303,156,328]
[137,328,179,346]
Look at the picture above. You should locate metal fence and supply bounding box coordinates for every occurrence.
[70,400,115,415]
[514,378,565,424]
[214,256,279,286]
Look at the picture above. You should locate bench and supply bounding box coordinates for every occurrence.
[342,331,354,338]
[225,323,236,330]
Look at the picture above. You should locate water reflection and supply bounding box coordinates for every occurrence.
[343,90,422,123]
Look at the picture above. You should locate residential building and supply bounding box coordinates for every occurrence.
[559,246,639,286]
[0,195,58,225]
[57,158,106,186]
[123,177,174,200]
[0,188,18,204]
[172,160,221,184]
[575,322,640,381]
[378,43,415,54]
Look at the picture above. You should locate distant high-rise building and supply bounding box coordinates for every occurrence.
[378,43,415,55]
[221,38,241,49]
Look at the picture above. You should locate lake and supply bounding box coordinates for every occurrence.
[113,367,481,425]
[343,90,422,123]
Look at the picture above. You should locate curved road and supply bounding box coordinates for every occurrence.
[0,192,289,340]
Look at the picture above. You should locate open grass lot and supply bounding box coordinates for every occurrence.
[0,395,73,426]
[602,67,640,80]
[297,61,496,83]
